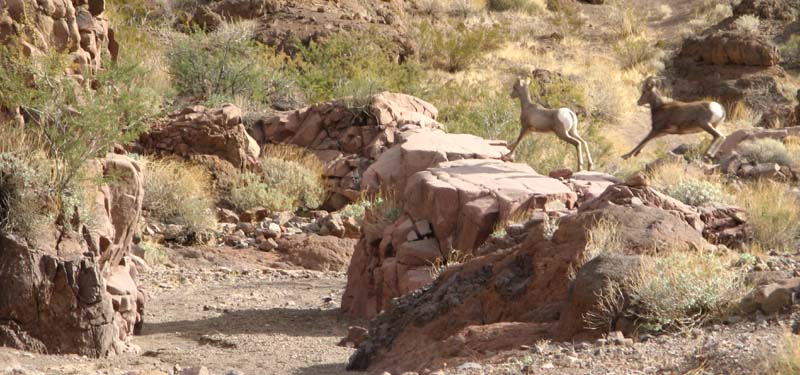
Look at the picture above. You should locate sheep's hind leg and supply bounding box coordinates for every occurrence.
[569,128,593,171]
[555,127,584,171]
[700,122,726,159]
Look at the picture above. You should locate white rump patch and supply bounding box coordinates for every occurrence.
[709,102,725,123]
[557,108,577,128]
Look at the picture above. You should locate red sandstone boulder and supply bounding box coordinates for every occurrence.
[275,234,356,272]
[138,104,259,169]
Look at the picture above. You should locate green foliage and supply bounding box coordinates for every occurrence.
[665,178,726,206]
[166,22,295,106]
[229,157,326,212]
[614,38,660,70]
[0,153,47,237]
[416,22,505,73]
[738,138,796,166]
[142,158,217,233]
[528,76,588,110]
[487,0,541,13]
[781,34,800,68]
[292,30,423,104]
[0,45,160,213]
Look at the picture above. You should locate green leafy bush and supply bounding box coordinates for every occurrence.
[665,178,726,206]
[781,34,800,68]
[292,30,423,104]
[0,45,160,219]
[614,37,662,70]
[416,22,505,73]
[0,153,48,237]
[738,138,795,166]
[166,21,295,107]
[142,158,217,232]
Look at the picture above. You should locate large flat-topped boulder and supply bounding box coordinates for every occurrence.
[363,131,509,195]
[405,159,577,252]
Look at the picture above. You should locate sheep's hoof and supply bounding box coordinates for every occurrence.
[501,153,515,162]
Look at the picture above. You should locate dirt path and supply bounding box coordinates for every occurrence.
[1,250,361,375]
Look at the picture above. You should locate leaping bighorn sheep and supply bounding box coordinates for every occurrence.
[623,77,727,160]
[504,77,593,171]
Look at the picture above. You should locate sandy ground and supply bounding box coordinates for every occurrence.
[1,248,362,375]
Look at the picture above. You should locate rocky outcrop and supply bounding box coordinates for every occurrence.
[717,126,800,156]
[581,183,750,248]
[679,31,780,67]
[347,202,708,373]
[137,104,260,170]
[343,156,578,318]
[0,154,144,357]
[0,0,117,73]
[733,0,797,21]
[249,92,444,209]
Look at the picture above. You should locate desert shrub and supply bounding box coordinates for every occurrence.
[166,21,294,107]
[656,4,673,20]
[614,37,663,70]
[142,158,217,232]
[736,181,800,253]
[0,46,160,217]
[781,35,800,67]
[665,178,726,206]
[487,0,542,13]
[625,252,743,331]
[292,31,423,104]
[139,240,170,265]
[416,22,505,73]
[738,138,796,166]
[229,156,326,212]
[734,14,761,35]
[725,101,761,133]
[0,153,48,237]
[548,0,586,35]
[615,3,646,39]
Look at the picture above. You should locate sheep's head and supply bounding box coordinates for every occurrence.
[510,77,531,99]
[637,77,661,106]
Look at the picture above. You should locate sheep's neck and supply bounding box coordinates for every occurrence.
[518,87,543,110]
[648,91,670,110]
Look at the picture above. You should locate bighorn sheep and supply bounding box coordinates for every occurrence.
[504,77,593,171]
[623,77,727,159]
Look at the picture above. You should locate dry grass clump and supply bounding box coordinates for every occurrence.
[614,37,665,72]
[735,181,800,253]
[584,216,624,261]
[139,240,170,265]
[430,250,472,279]
[724,101,761,133]
[486,0,543,13]
[646,161,728,207]
[781,35,800,68]
[142,158,217,232]
[734,14,762,35]
[588,251,744,332]
[738,138,796,166]
[761,332,800,375]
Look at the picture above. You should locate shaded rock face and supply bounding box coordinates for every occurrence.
[0,154,144,357]
[347,203,707,373]
[137,104,259,170]
[251,0,412,57]
[679,31,780,67]
[733,0,798,21]
[670,15,793,127]
[0,0,116,73]
[249,92,443,209]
